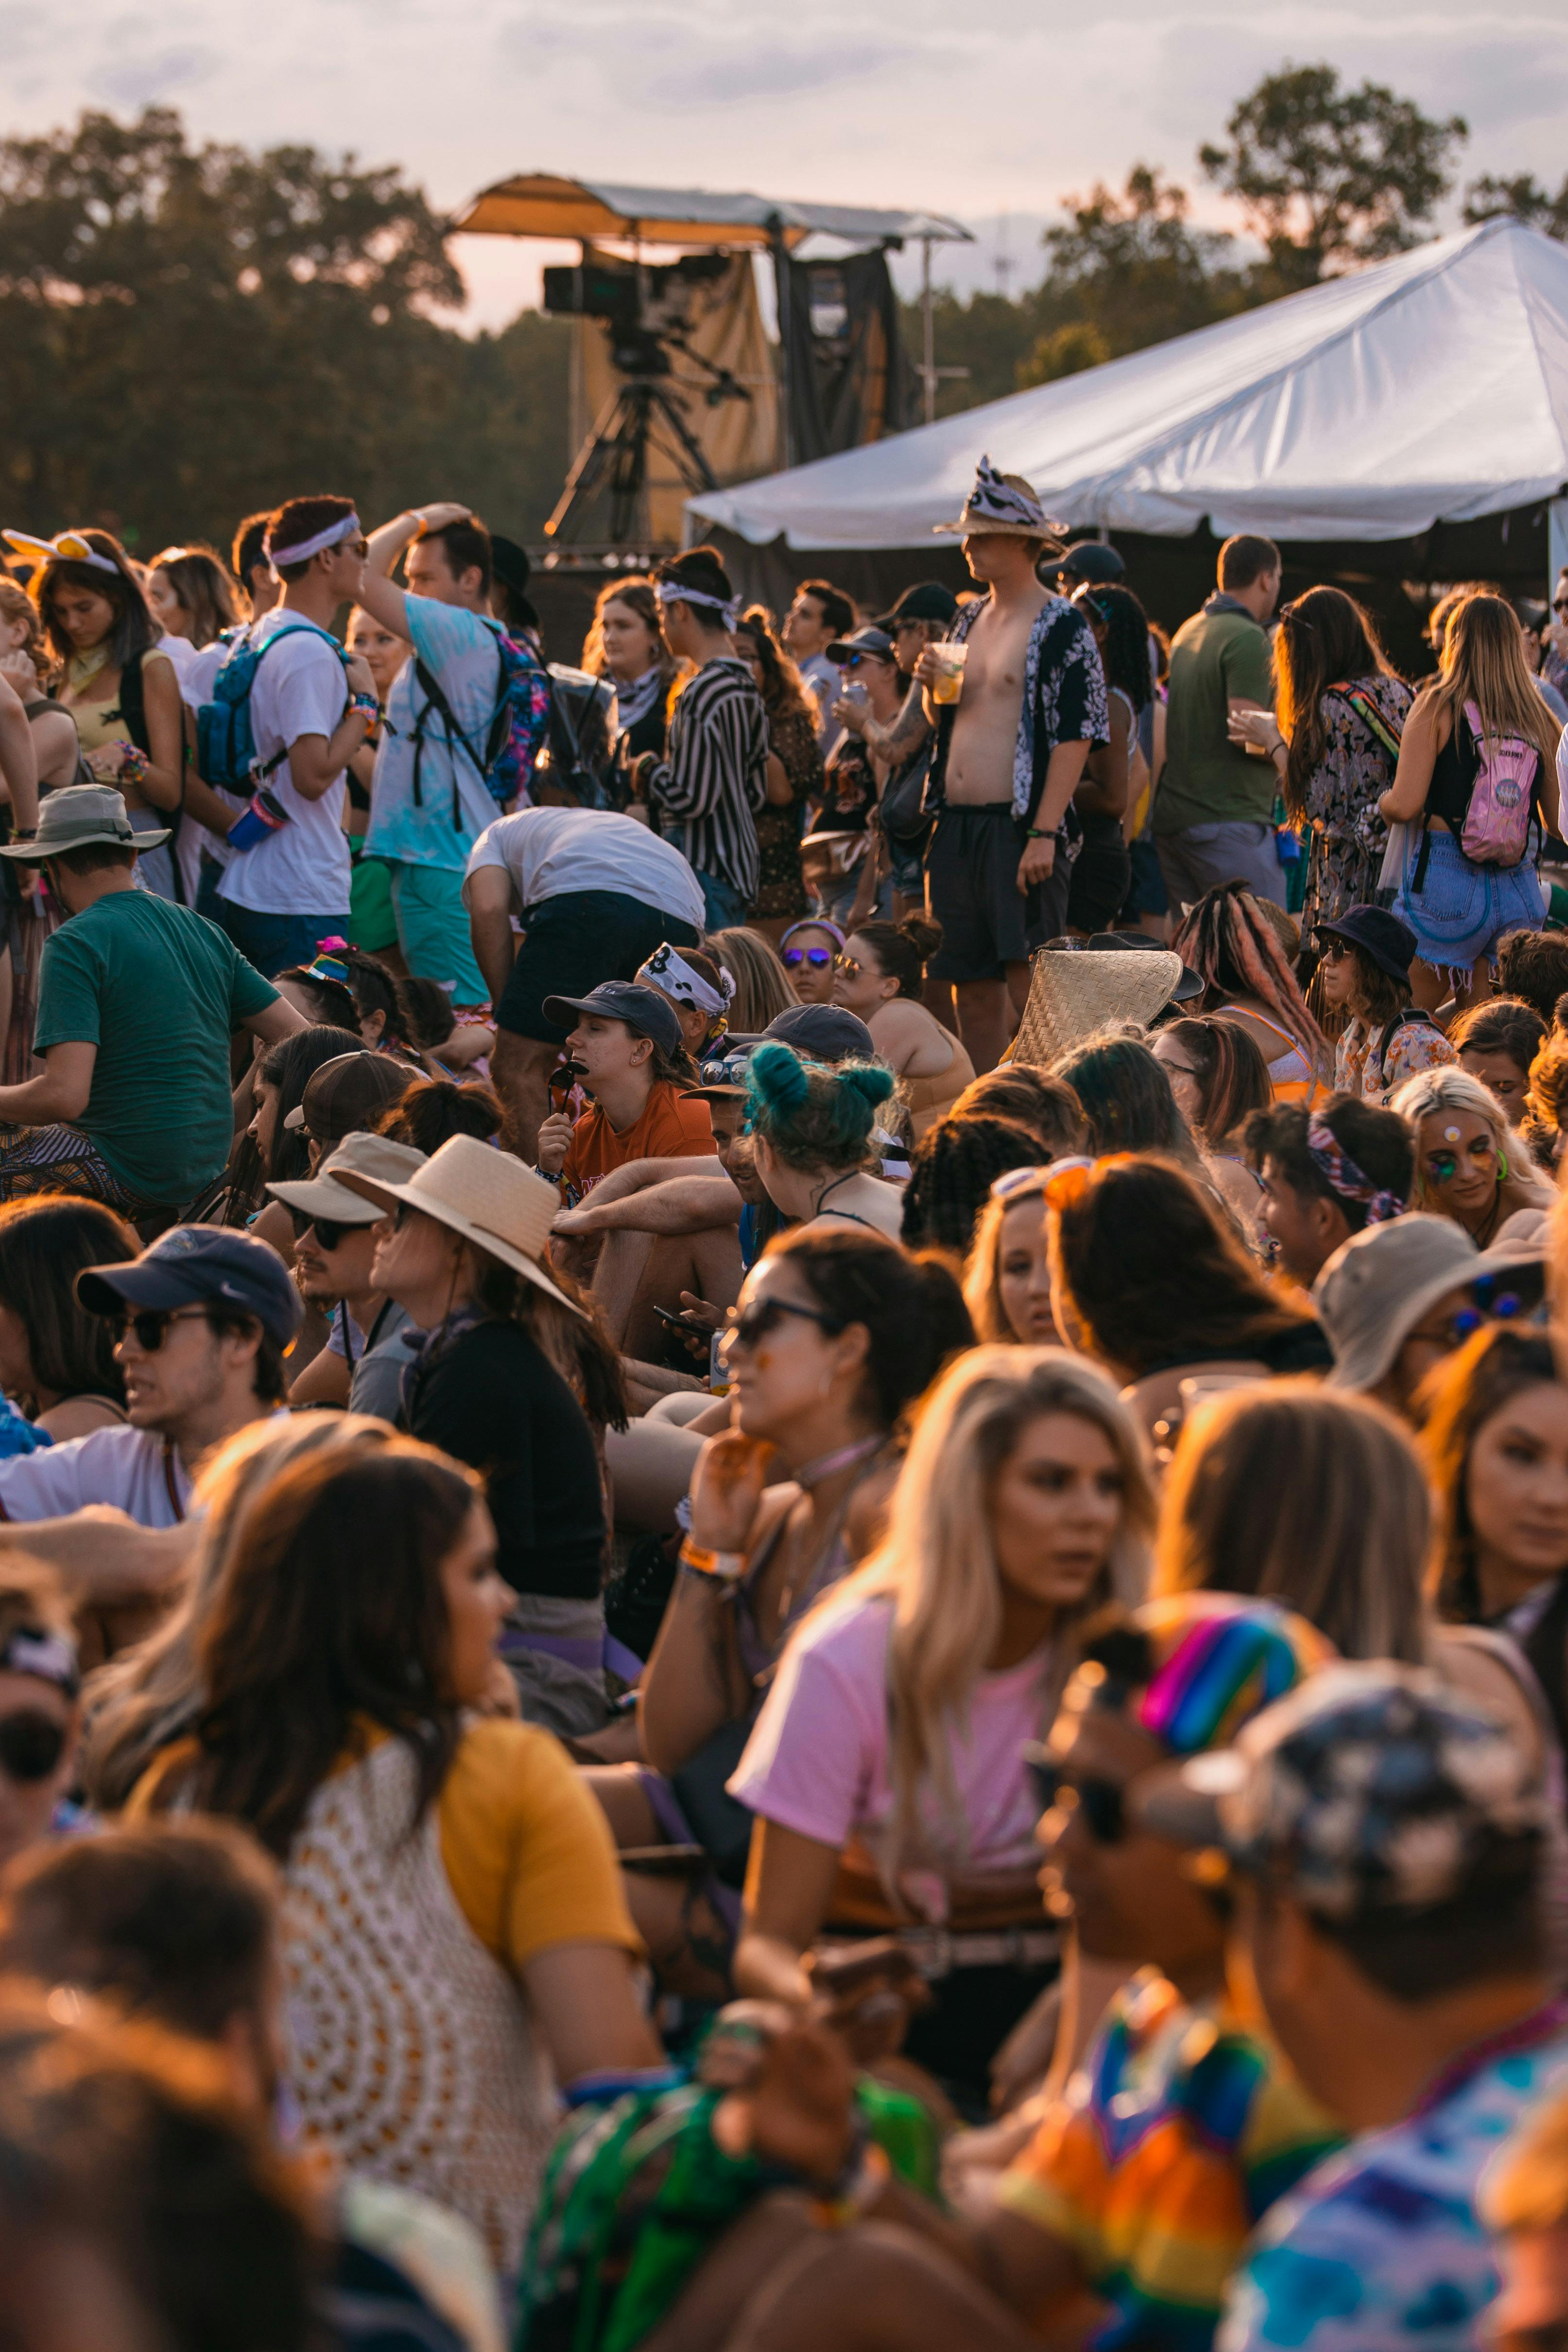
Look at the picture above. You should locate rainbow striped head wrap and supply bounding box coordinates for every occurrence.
[1126,1595,1333,1756]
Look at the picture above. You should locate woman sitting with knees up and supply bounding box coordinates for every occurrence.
[335,1137,629,1736]
[742,1041,904,1241]
[729,1345,1155,2114]
[1151,1014,1272,1231]
[0,1194,137,1439]
[900,1114,1048,1256]
[1048,1155,1331,1440]
[583,1229,973,2001]
[1389,1064,1553,1250]
[125,1434,660,2274]
[535,981,712,1206]
[634,940,735,1065]
[830,916,974,1138]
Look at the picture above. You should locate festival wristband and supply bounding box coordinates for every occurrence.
[1024,826,1055,841]
[347,691,380,737]
[678,1539,746,1584]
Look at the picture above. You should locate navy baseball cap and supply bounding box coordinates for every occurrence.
[1054,541,1124,584]
[76,1225,304,1350]
[762,1003,876,1062]
[540,981,682,1059]
[884,581,960,628]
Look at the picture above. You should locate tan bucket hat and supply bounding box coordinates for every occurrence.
[267,1130,427,1228]
[1010,948,1187,1068]
[331,1133,584,1317]
[1312,1213,1480,1392]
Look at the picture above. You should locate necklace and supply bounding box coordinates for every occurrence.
[793,1432,886,1489]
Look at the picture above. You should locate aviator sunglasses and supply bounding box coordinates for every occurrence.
[781,945,838,970]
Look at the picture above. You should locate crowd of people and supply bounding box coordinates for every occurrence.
[1,478,1568,2352]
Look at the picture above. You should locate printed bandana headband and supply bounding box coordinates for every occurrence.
[655,579,741,631]
[265,512,363,573]
[961,456,1060,536]
[1307,1116,1405,1225]
[638,943,735,1019]
[2,529,119,579]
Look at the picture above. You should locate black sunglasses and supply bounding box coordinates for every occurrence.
[286,1207,360,1252]
[1023,1745,1127,1845]
[0,1709,68,1783]
[108,1305,213,1352]
[726,1297,843,1350]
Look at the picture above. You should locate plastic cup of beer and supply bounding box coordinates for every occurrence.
[930,642,967,704]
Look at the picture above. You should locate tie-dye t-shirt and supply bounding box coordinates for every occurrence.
[1219,2003,1568,2352]
[997,1970,1342,2352]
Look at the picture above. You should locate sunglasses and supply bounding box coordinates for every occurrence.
[726,1296,844,1350]
[108,1305,214,1352]
[781,946,836,969]
[1555,599,1568,615]
[1319,938,1353,963]
[0,1709,68,1783]
[1023,1746,1126,1845]
[836,953,865,979]
[286,1208,361,1251]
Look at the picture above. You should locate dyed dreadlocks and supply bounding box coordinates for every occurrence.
[1173,882,1326,1074]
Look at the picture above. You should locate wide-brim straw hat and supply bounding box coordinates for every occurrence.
[1010,948,1187,1068]
[332,1133,585,1318]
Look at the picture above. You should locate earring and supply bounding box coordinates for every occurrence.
[1499,1150,1509,1178]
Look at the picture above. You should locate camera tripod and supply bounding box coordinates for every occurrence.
[545,334,750,547]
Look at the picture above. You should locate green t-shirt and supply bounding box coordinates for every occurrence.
[34,888,276,1204]
[1155,600,1278,834]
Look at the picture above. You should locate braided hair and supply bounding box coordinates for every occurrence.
[1173,882,1326,1072]
[899,1116,1047,1254]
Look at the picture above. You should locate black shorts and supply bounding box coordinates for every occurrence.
[496,889,700,1043]
[926,805,1068,983]
[1067,831,1133,934]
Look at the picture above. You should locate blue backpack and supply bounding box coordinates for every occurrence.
[196,620,349,790]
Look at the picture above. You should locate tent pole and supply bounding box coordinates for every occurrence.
[921,237,936,428]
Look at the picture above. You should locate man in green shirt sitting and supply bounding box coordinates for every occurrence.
[0,788,305,1214]
[1155,533,1286,911]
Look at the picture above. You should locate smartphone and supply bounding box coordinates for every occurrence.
[652,1305,692,1331]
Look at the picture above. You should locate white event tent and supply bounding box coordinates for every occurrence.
[687,218,1568,553]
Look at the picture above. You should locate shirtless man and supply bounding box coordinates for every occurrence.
[913,458,1108,1072]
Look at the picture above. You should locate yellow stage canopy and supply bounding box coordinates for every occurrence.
[455,173,970,252]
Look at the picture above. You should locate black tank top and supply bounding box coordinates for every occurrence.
[1426,712,1480,830]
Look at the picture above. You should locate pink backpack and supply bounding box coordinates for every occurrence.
[1459,698,1539,867]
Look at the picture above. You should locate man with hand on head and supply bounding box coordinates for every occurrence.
[358,502,549,1007]
[0,788,304,1215]
[914,457,1108,1073]
[0,1226,301,1605]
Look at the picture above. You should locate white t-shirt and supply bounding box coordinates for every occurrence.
[216,610,353,917]
[797,650,841,748]
[0,1425,191,1528]
[463,807,706,931]
[175,639,243,895]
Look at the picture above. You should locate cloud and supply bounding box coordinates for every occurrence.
[88,42,219,109]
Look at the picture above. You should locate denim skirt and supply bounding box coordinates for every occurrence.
[1393,829,1545,972]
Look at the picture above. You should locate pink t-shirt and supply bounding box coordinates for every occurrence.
[728,1590,1054,1924]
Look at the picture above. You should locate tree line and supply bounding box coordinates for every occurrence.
[1,70,1563,552]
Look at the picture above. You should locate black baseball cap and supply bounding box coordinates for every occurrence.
[884,582,960,628]
[76,1225,304,1351]
[762,1003,876,1062]
[1316,905,1417,984]
[1054,541,1125,584]
[540,981,682,1058]
[826,625,897,666]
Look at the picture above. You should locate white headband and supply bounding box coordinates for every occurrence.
[656,579,741,631]
[638,943,735,1019]
[265,511,362,573]
[2,529,120,578]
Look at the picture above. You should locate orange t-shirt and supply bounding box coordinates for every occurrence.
[560,1079,714,1200]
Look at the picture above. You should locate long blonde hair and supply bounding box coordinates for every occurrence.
[704,925,795,1033]
[1425,591,1563,777]
[846,1345,1154,1883]
[1387,1065,1554,1218]
[80,1413,393,1809]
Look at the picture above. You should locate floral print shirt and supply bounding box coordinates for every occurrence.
[1334,1011,1456,1105]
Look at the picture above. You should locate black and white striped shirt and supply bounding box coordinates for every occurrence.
[648,657,768,904]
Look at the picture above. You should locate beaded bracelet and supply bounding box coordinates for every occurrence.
[117,744,151,786]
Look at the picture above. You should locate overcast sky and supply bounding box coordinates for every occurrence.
[6,0,1561,326]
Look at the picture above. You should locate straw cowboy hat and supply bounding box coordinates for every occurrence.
[935,454,1067,551]
[332,1134,584,1317]
[1010,947,1187,1068]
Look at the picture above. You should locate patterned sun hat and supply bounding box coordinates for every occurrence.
[1147,1661,1549,1919]
[935,453,1068,545]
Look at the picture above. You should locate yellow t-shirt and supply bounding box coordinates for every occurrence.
[126,1715,639,1975]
